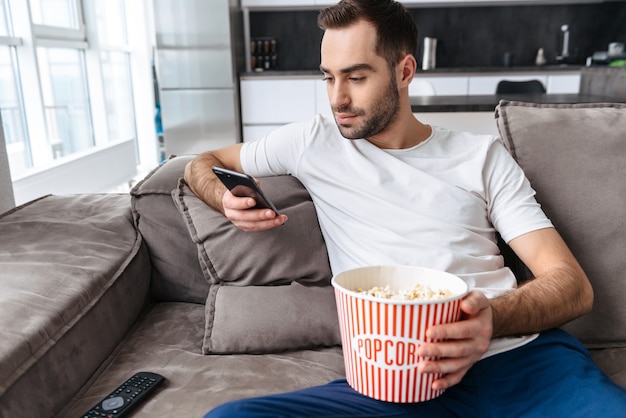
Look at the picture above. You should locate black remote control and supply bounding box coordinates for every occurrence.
[81,371,165,417]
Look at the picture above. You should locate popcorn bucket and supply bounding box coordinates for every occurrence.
[331,265,468,403]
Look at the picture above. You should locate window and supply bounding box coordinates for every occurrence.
[0,45,30,173]
[0,0,30,175]
[101,51,135,142]
[37,47,93,159]
[1,0,153,204]
[0,0,9,36]
[93,0,126,46]
[92,0,136,143]
[29,0,80,29]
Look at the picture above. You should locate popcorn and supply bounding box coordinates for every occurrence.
[357,283,453,301]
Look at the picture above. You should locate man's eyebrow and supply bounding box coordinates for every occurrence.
[319,63,376,74]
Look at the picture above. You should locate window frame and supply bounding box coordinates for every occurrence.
[3,0,157,204]
[29,0,86,40]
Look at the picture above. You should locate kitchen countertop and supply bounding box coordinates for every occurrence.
[410,93,623,112]
[240,65,584,79]
[416,65,583,75]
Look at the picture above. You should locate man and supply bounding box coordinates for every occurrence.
[186,1,626,416]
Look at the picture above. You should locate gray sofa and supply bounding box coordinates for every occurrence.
[1,101,624,417]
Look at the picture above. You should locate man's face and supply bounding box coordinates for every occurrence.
[320,20,400,140]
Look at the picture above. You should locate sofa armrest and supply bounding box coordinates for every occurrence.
[0,194,151,416]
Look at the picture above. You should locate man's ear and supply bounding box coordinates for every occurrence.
[398,54,417,86]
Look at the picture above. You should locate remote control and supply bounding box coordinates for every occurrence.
[81,371,165,418]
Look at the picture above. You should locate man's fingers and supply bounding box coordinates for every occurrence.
[431,370,467,391]
[460,290,491,316]
[223,190,256,210]
[232,215,287,232]
[419,352,475,391]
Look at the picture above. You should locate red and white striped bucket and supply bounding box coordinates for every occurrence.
[332,265,468,403]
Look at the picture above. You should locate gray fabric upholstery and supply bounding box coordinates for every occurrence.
[131,156,208,303]
[495,101,626,348]
[172,178,341,354]
[0,194,151,417]
[60,303,345,417]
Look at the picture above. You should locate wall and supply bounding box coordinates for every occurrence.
[249,1,626,71]
[0,113,16,214]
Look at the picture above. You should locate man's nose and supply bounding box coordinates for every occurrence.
[329,81,350,109]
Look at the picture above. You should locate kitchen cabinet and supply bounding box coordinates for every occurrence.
[153,0,241,154]
[468,72,580,95]
[546,73,581,93]
[410,76,469,96]
[241,78,331,142]
[240,78,316,124]
[240,78,316,141]
[314,80,333,117]
[414,112,499,136]
[468,74,550,95]
[240,69,581,141]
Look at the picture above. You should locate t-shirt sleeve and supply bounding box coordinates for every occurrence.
[484,137,553,243]
[240,117,319,178]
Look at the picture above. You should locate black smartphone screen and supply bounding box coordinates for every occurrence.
[212,166,280,214]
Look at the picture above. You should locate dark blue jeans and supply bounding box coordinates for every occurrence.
[205,329,626,417]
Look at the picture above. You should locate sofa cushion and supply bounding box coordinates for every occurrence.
[495,101,626,348]
[59,302,345,417]
[172,177,341,354]
[131,156,208,303]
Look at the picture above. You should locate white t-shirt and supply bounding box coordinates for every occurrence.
[241,114,553,357]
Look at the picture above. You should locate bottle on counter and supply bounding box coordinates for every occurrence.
[422,37,437,70]
[535,48,547,66]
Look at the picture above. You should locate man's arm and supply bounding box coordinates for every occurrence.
[419,227,593,390]
[491,226,593,337]
[184,144,244,211]
[184,144,287,231]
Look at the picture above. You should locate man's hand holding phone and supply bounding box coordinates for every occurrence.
[213,167,287,232]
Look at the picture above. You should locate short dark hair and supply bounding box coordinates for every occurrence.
[317,0,418,70]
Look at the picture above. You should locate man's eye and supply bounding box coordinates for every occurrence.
[322,77,334,83]
[349,77,364,83]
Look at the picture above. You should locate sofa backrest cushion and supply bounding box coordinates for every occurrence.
[495,100,626,348]
[172,177,341,354]
[131,156,208,303]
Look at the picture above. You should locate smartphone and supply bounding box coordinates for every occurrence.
[212,166,280,215]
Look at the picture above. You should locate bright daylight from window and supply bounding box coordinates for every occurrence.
[0,0,148,203]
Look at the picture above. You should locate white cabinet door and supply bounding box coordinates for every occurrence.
[414,112,499,136]
[546,74,581,94]
[240,79,316,124]
[314,80,333,117]
[410,76,468,96]
[468,74,549,95]
[161,90,239,155]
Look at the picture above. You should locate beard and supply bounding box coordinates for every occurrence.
[333,74,400,140]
